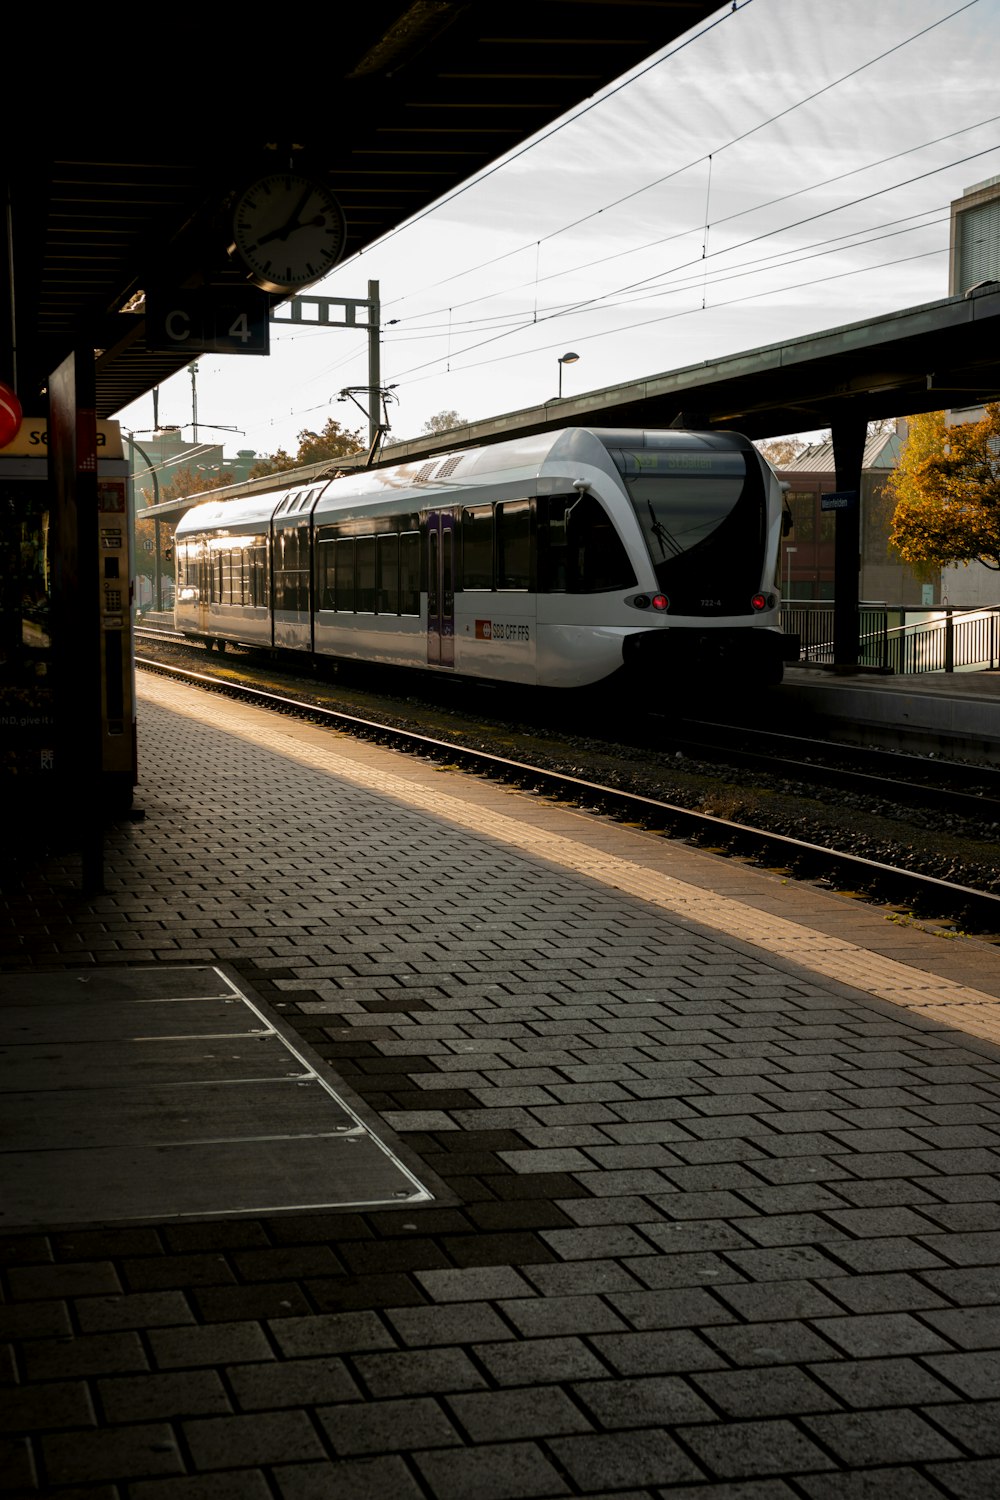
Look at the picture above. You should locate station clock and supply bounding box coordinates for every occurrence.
[231,171,346,294]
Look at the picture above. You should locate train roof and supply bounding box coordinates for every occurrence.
[174,484,320,536]
[175,426,756,536]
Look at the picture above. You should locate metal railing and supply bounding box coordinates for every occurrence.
[780,603,1000,674]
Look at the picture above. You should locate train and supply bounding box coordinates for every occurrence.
[173,425,799,694]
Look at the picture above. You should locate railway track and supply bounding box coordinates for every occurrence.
[134,628,1000,823]
[136,650,1000,942]
[640,718,1000,821]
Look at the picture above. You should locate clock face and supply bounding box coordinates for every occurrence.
[232,172,346,293]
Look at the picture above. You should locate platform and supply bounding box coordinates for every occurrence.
[776,663,1000,755]
[0,965,433,1229]
[2,669,1000,1497]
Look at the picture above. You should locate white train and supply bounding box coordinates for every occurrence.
[173,425,798,692]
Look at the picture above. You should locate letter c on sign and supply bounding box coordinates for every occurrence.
[165,309,191,342]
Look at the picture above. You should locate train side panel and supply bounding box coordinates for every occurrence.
[173,427,796,692]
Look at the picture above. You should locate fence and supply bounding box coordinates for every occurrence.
[780,603,1000,674]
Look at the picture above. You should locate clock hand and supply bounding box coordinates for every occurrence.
[254,188,315,246]
[261,213,327,249]
[284,186,314,230]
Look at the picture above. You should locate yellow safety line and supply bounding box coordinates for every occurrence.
[141,675,1000,1046]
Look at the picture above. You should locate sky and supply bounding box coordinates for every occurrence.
[115,0,1000,469]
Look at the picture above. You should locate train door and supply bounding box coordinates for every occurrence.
[426,509,455,667]
[271,492,316,652]
[196,540,213,637]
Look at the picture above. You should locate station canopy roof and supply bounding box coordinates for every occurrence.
[4,2,719,421]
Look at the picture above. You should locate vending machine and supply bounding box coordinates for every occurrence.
[0,416,136,831]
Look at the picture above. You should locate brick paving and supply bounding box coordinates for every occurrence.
[2,673,1000,1497]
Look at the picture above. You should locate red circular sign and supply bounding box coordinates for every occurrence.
[0,381,23,448]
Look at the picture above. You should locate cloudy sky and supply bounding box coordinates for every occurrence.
[116,0,1000,463]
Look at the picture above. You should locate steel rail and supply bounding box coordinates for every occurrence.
[137,655,1000,939]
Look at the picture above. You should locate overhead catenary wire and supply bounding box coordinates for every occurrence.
[246,2,993,441]
[374,0,982,316]
[386,113,999,331]
[341,0,760,273]
[384,208,951,345]
[388,243,951,395]
[380,135,995,383]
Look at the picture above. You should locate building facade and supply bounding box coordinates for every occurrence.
[776,429,941,607]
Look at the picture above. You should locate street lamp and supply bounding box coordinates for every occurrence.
[125,434,162,614]
[557,351,580,398]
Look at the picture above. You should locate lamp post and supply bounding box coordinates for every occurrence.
[784,545,797,602]
[126,434,161,613]
[557,351,580,398]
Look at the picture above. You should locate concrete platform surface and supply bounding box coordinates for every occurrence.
[2,668,1000,1498]
[0,964,433,1229]
[777,664,1000,755]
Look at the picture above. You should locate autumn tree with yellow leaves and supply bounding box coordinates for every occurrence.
[888,404,1000,573]
[249,418,364,478]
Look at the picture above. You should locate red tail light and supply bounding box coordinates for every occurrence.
[652,594,669,611]
[751,593,768,611]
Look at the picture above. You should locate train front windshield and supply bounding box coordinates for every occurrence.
[610,447,768,613]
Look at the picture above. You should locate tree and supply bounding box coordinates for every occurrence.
[153,466,235,506]
[249,417,364,478]
[133,466,236,598]
[756,436,810,467]
[421,410,466,435]
[887,404,1000,573]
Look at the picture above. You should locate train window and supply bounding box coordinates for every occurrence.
[428,527,439,617]
[250,542,266,606]
[443,525,454,613]
[786,491,815,542]
[316,537,334,609]
[496,500,531,590]
[538,494,635,593]
[537,496,570,592]
[461,505,493,589]
[274,526,310,612]
[400,532,420,615]
[572,497,635,592]
[617,448,766,603]
[334,538,355,611]
[376,533,399,614]
[356,537,376,612]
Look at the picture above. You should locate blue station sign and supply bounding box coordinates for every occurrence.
[820,489,858,512]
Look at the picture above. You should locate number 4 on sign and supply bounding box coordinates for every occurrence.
[228,313,253,344]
